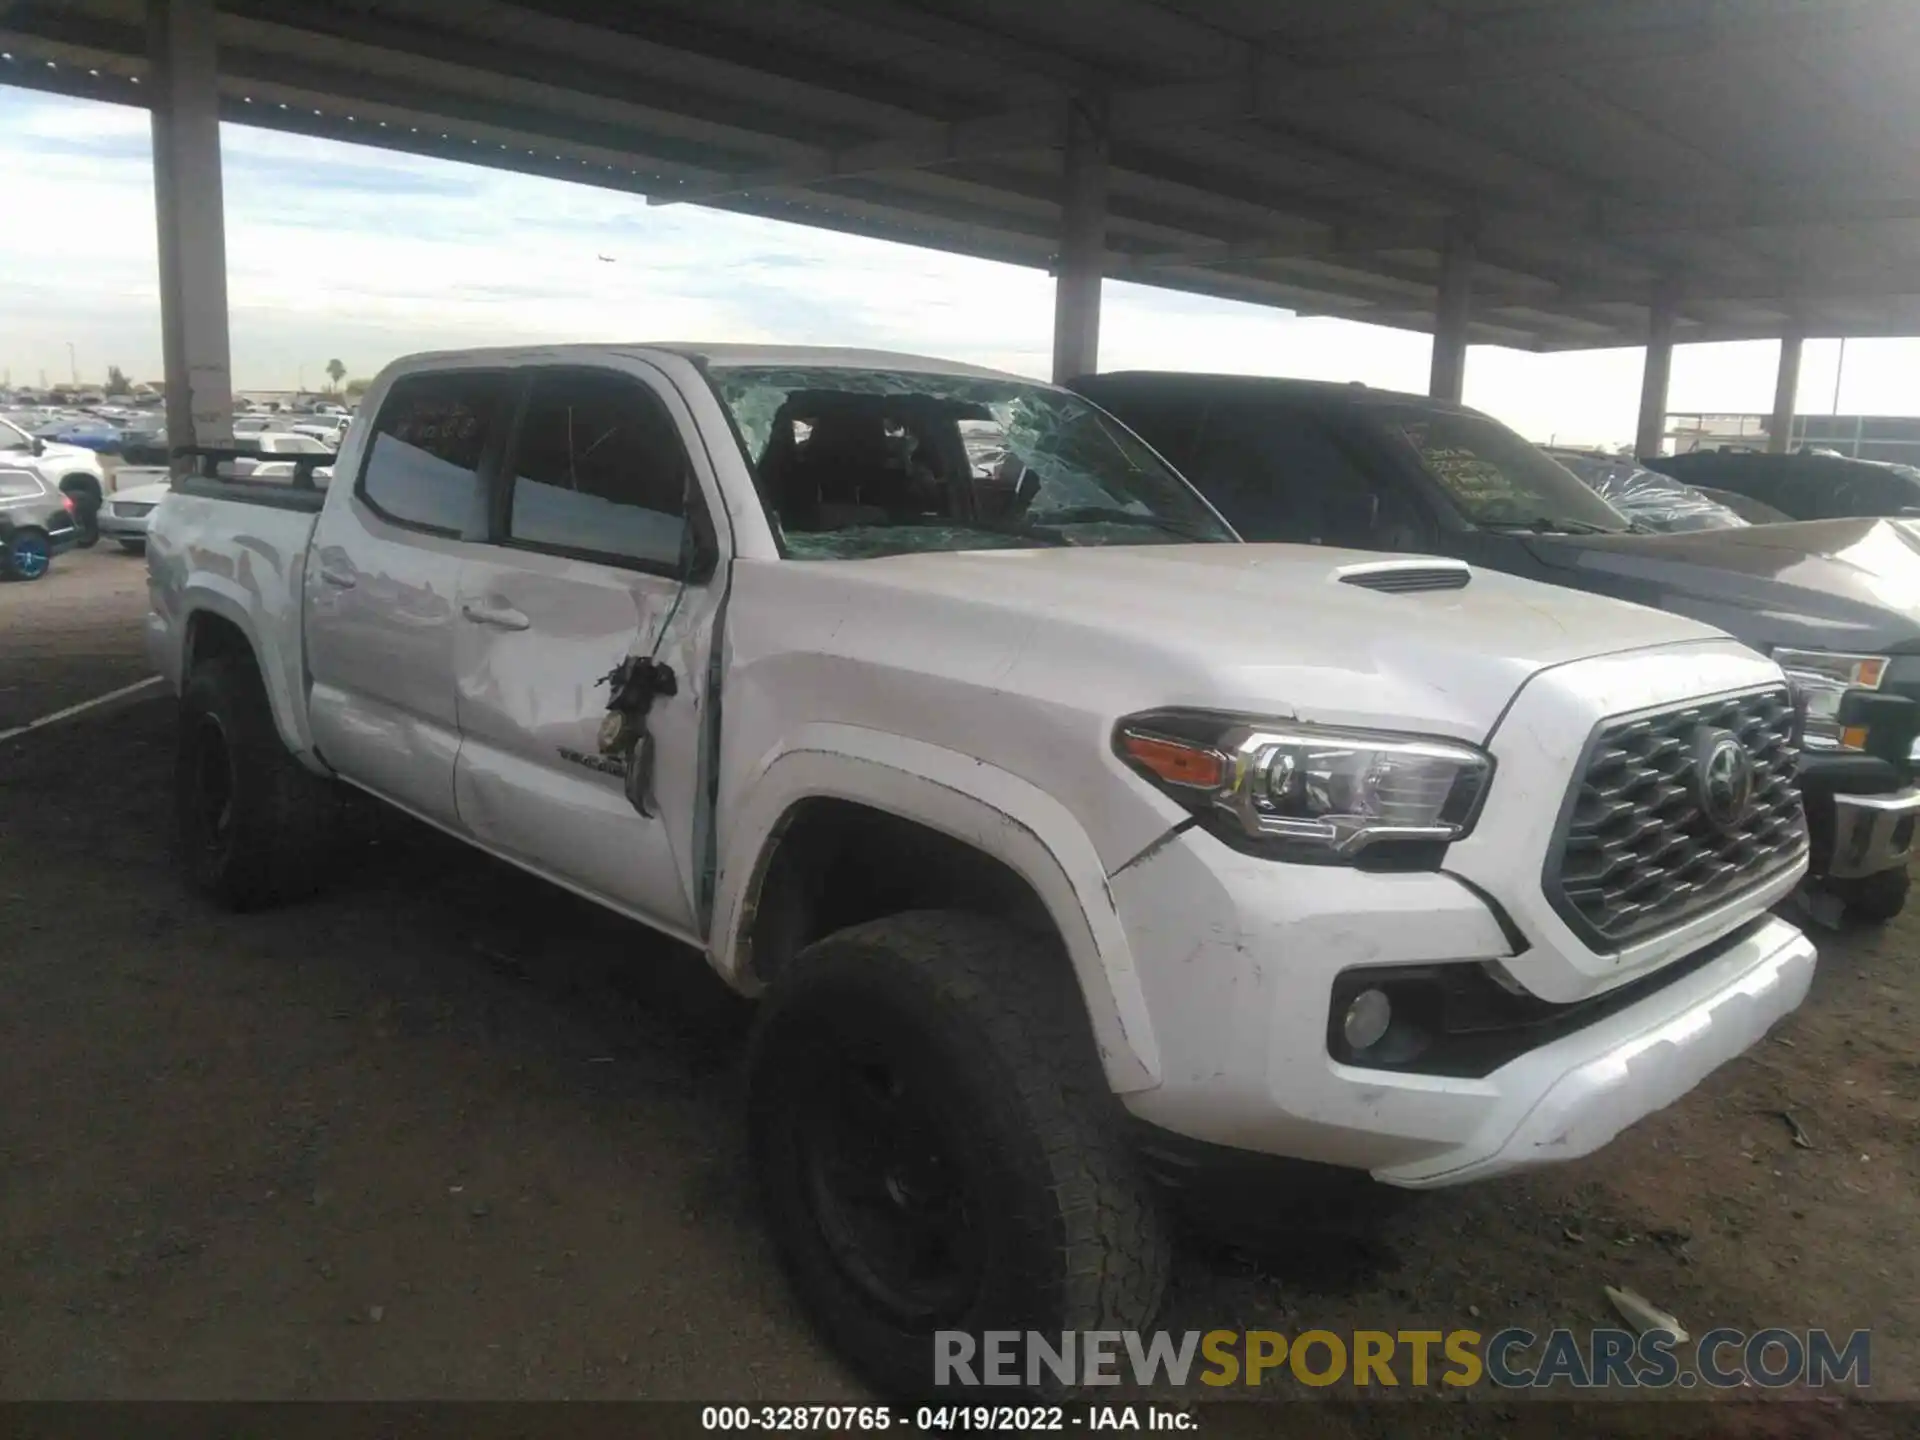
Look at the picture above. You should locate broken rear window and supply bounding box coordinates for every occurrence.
[706,365,1235,559]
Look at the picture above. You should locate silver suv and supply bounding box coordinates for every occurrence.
[0,466,80,581]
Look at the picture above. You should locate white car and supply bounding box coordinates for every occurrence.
[234,431,334,471]
[97,477,172,553]
[289,417,350,448]
[145,345,1815,1395]
[0,412,107,545]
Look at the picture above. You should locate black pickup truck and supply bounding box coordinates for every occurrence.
[1074,371,1920,923]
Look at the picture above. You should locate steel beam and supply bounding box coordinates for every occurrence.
[648,104,1064,208]
[1052,102,1107,385]
[1429,221,1474,402]
[148,0,232,463]
[1769,331,1805,455]
[1635,280,1680,457]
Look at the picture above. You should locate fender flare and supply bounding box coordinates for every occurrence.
[176,584,320,766]
[712,725,1162,1094]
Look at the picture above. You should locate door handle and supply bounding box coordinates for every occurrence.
[318,566,356,588]
[461,602,531,632]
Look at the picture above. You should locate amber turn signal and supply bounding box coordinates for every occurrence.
[1120,731,1227,790]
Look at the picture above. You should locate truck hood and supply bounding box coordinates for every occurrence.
[801,543,1725,743]
[1522,518,1920,654]
[35,440,98,469]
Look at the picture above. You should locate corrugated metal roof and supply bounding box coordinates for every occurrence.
[7,0,1918,350]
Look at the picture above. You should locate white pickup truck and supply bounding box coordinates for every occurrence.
[147,344,1816,1394]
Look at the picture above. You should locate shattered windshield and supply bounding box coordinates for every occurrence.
[1363,404,1633,535]
[707,365,1236,559]
[1550,452,1749,532]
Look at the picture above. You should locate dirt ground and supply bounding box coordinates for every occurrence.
[2,547,1915,1420]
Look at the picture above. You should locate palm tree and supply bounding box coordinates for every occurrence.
[325,358,347,393]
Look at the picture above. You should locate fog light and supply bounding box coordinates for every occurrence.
[1342,988,1393,1051]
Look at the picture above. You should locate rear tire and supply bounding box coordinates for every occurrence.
[1836,865,1910,925]
[176,655,343,909]
[746,910,1170,1400]
[61,477,101,548]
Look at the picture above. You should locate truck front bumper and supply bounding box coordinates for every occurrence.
[1107,828,1815,1188]
[1372,914,1813,1186]
[1823,785,1920,880]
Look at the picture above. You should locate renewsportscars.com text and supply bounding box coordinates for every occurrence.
[934,1327,1871,1390]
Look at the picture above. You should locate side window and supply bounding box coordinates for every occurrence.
[1186,401,1409,547]
[505,370,697,572]
[0,471,45,498]
[1096,393,1205,470]
[359,372,507,534]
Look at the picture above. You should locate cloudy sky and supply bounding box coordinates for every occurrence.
[6,84,1918,445]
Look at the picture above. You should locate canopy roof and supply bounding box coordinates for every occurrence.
[8,0,1919,350]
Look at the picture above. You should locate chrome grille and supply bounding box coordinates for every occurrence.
[1546,687,1806,947]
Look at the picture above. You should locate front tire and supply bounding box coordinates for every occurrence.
[747,911,1170,1400]
[2,527,52,580]
[1836,865,1910,925]
[176,656,343,909]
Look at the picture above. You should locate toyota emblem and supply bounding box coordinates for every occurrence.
[1692,727,1754,833]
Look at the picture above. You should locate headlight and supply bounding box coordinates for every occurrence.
[1114,710,1493,863]
[1773,648,1888,752]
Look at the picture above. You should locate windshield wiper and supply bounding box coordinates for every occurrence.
[1483,516,1623,537]
[1033,506,1221,541]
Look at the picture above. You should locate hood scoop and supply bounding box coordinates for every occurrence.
[1335,558,1472,594]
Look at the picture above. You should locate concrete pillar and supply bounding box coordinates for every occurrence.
[1051,100,1107,384]
[1428,220,1474,402]
[1635,281,1679,458]
[1768,331,1804,454]
[149,0,232,472]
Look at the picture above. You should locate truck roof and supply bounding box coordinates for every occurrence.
[1074,370,1476,415]
[379,343,1031,384]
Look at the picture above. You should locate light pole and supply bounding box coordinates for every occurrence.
[67,342,77,386]
[1831,337,1847,415]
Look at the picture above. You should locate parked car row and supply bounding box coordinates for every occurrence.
[137,341,1905,1397]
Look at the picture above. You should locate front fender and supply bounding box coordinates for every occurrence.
[713,724,1162,1094]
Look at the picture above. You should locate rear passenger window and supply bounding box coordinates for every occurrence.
[359,372,506,534]
[505,370,695,571]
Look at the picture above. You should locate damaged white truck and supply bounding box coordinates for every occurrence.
[147,345,1817,1394]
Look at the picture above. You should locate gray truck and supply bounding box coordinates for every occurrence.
[1074,372,1920,923]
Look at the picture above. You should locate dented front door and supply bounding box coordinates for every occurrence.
[451,364,725,939]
